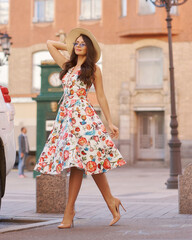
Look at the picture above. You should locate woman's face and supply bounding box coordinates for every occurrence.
[74,36,87,57]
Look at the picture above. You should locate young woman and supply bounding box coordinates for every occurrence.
[34,28,126,229]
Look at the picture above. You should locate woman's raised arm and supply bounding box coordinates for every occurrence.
[47,40,68,69]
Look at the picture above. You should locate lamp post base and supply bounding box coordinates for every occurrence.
[166,139,182,189]
[166,176,179,189]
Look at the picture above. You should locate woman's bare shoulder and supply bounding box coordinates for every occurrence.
[95,65,102,77]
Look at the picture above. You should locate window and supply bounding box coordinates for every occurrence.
[0,0,9,24]
[138,0,155,15]
[170,5,178,15]
[33,0,54,23]
[80,0,101,20]
[0,52,9,87]
[32,51,53,92]
[121,0,127,17]
[136,47,163,88]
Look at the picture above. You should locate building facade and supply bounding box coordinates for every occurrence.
[1,0,192,165]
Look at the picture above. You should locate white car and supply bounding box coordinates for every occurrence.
[0,85,16,207]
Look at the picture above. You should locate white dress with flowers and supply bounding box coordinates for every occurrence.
[34,67,126,175]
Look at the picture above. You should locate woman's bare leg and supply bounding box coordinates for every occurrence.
[59,167,84,226]
[66,167,84,209]
[92,172,126,225]
[92,173,114,205]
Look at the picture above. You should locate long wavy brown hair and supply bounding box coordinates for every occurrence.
[59,34,97,88]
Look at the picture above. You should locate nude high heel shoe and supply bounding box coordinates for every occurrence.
[57,211,75,229]
[109,198,126,226]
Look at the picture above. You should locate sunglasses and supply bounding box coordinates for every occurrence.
[73,42,86,47]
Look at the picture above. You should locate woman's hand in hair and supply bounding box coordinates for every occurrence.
[47,40,68,69]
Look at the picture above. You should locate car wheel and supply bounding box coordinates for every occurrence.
[0,174,1,208]
[0,139,6,205]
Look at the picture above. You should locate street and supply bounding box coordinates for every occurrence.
[1,165,192,239]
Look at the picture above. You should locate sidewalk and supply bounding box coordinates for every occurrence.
[1,166,192,239]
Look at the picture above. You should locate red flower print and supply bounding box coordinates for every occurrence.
[38,162,43,167]
[42,162,47,167]
[51,136,56,143]
[71,118,76,124]
[97,151,102,157]
[60,106,64,111]
[68,110,72,118]
[90,147,94,152]
[93,136,99,142]
[48,150,51,156]
[103,159,111,169]
[106,140,114,147]
[102,136,106,141]
[98,131,101,135]
[77,160,83,169]
[81,151,86,155]
[76,146,80,152]
[52,146,56,153]
[63,132,68,139]
[71,100,76,105]
[60,112,65,117]
[39,157,44,163]
[110,153,113,157]
[60,108,67,117]
[49,162,53,171]
[70,89,74,95]
[81,115,87,120]
[75,127,80,132]
[85,107,94,116]
[101,124,107,133]
[56,163,62,173]
[77,88,86,96]
[117,159,126,166]
[86,124,91,130]
[78,137,87,146]
[86,161,97,173]
[64,150,69,160]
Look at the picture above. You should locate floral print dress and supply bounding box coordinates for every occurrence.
[34,67,126,175]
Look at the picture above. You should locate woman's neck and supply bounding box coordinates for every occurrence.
[76,56,86,67]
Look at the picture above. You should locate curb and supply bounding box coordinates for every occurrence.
[0,218,62,234]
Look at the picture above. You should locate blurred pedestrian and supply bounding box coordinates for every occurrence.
[18,127,29,178]
[34,28,126,228]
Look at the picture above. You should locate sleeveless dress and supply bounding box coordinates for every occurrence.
[34,67,126,175]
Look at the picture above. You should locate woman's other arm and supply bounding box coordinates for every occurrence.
[93,66,119,139]
[47,40,68,69]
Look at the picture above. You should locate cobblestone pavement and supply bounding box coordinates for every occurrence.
[1,166,192,239]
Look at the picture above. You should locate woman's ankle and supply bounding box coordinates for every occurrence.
[64,204,75,213]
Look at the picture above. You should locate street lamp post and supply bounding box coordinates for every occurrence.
[0,32,12,66]
[146,0,188,189]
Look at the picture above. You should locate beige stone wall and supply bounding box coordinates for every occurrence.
[13,101,37,151]
[102,40,192,163]
[9,44,47,95]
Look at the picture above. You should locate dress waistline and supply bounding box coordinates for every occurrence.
[58,93,88,105]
